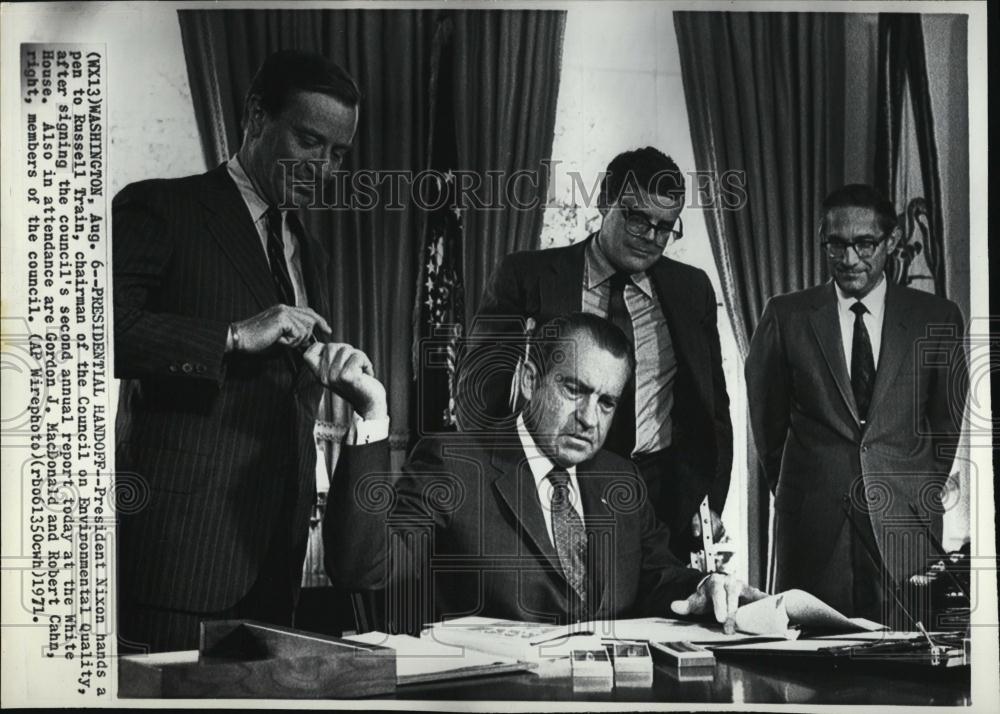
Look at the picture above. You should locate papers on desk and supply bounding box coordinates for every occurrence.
[345,631,534,685]
[422,616,602,662]
[585,590,885,644]
[588,617,762,644]
[733,589,885,636]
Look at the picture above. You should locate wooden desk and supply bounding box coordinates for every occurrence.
[386,655,970,705]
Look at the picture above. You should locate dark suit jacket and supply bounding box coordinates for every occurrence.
[323,427,704,630]
[746,281,966,614]
[455,236,733,534]
[113,164,329,612]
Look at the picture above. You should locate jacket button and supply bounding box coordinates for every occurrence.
[181,362,194,374]
[168,364,178,373]
[195,364,206,373]
[861,444,869,452]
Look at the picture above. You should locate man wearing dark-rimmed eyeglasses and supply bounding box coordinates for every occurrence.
[745,183,967,625]
[458,147,733,561]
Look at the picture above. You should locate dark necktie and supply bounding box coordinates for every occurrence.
[548,467,588,612]
[265,206,296,306]
[850,301,876,424]
[604,272,636,456]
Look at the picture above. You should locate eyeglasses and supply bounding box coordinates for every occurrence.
[821,237,885,260]
[622,206,683,246]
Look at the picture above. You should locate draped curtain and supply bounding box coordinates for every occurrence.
[675,12,846,588]
[451,11,565,322]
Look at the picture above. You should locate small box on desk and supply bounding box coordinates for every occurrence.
[119,620,396,699]
[650,641,716,668]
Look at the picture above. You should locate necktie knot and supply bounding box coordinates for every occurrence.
[547,466,570,488]
[850,301,868,318]
[548,467,577,515]
[265,206,282,232]
[609,272,632,291]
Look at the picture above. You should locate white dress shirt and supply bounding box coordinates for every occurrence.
[835,275,887,376]
[516,414,585,547]
[582,237,677,457]
[226,155,308,307]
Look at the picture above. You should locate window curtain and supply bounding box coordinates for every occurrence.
[178,10,433,462]
[874,14,947,297]
[450,10,565,322]
[674,12,846,588]
[410,10,565,438]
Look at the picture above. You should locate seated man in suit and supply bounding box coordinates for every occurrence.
[311,313,761,630]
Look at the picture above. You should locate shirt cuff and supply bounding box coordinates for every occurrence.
[349,414,390,445]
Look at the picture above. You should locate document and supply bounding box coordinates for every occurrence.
[732,590,885,636]
[346,631,534,685]
[422,616,602,661]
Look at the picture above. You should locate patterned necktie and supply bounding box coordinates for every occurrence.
[604,272,636,456]
[265,206,296,306]
[548,467,588,611]
[850,301,876,423]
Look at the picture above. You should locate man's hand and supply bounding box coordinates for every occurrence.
[304,343,387,420]
[670,573,767,630]
[230,305,332,353]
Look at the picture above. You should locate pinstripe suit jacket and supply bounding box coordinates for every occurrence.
[113,164,329,612]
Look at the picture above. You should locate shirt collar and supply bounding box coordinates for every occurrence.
[226,154,275,226]
[585,234,654,299]
[835,273,888,321]
[516,413,577,488]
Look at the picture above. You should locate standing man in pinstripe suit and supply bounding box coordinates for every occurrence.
[114,51,360,652]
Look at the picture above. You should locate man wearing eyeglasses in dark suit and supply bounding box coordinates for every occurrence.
[745,184,967,624]
[457,147,733,560]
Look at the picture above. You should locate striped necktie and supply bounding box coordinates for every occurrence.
[265,206,295,306]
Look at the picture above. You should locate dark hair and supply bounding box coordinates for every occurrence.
[820,184,898,236]
[242,50,360,127]
[598,147,685,210]
[527,312,634,381]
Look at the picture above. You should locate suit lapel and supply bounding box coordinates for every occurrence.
[539,238,588,317]
[867,284,915,420]
[648,259,710,406]
[489,444,564,581]
[198,164,277,311]
[807,283,860,425]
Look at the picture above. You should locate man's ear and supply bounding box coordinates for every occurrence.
[884,225,902,254]
[519,358,540,402]
[244,96,266,139]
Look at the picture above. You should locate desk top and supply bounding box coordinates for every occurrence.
[388,655,971,705]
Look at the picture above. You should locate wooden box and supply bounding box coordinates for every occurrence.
[119,620,396,699]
